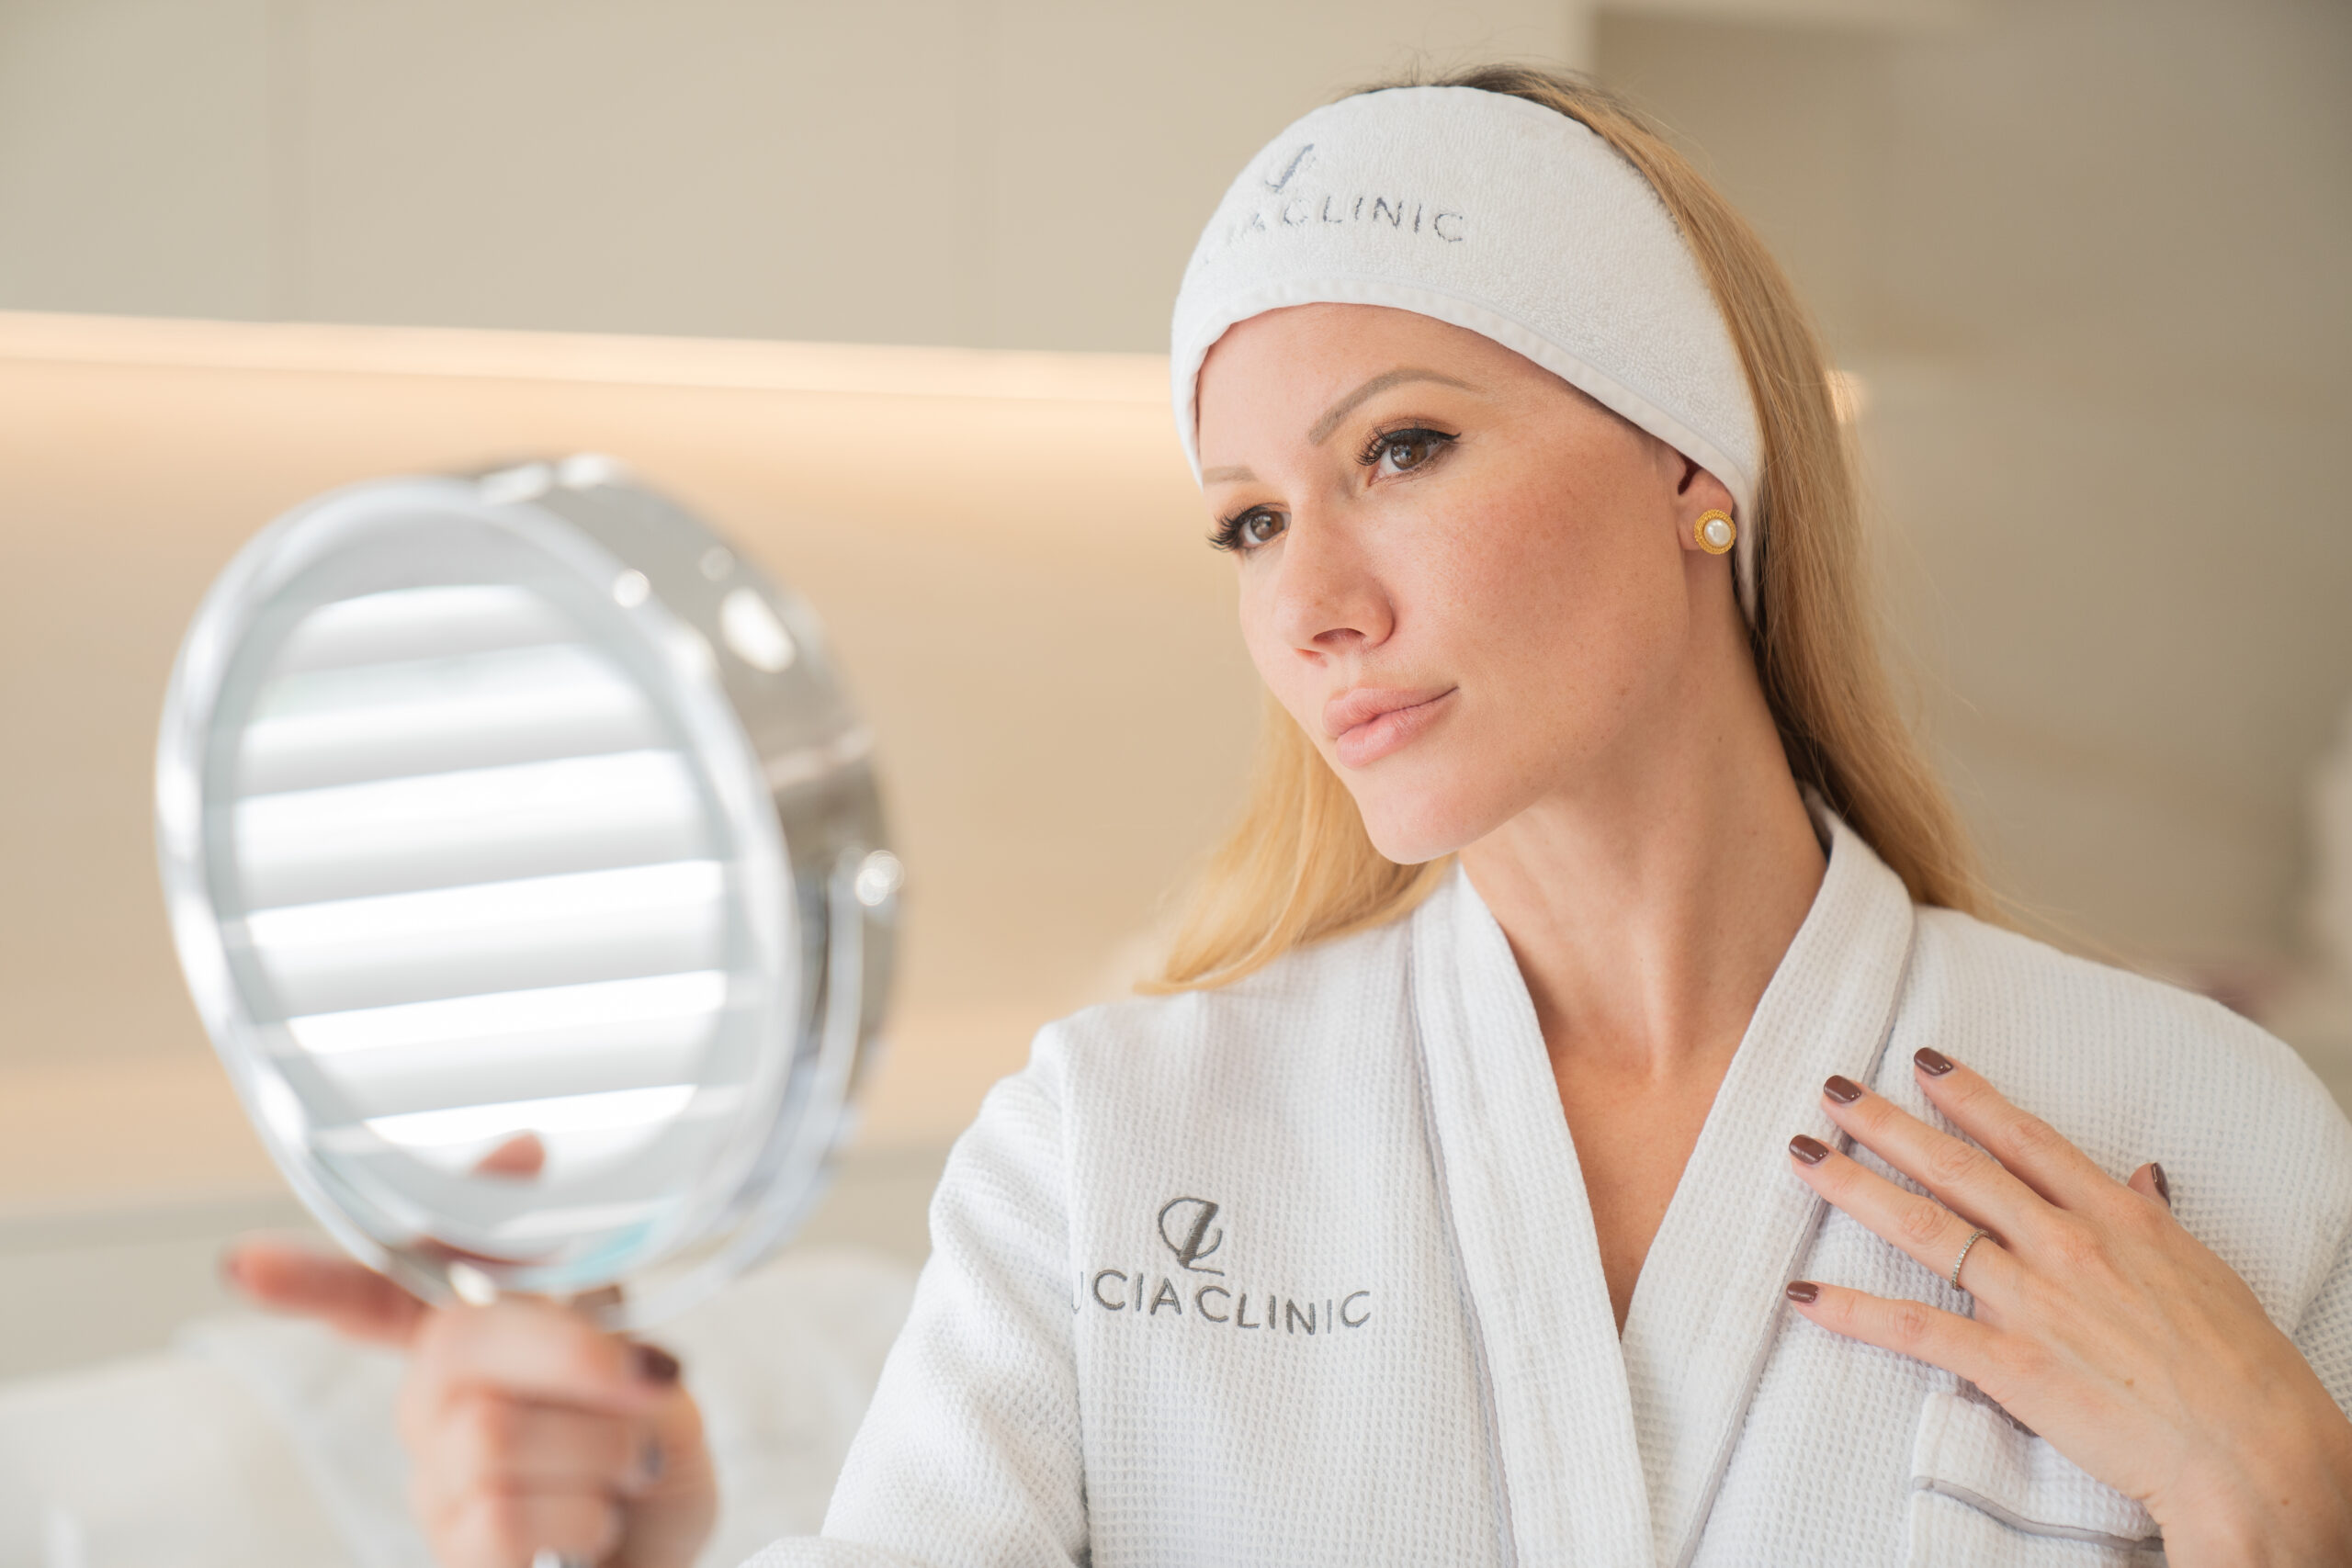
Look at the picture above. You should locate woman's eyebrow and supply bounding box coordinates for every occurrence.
[1202,464,1257,484]
[1306,368,1476,446]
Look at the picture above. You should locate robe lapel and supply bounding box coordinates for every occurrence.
[1621,815,1916,1567]
[1411,870,1656,1568]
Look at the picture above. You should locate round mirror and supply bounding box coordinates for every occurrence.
[157,457,895,1328]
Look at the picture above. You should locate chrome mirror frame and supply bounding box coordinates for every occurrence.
[156,457,895,1328]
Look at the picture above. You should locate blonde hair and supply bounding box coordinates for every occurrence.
[1150,64,1982,993]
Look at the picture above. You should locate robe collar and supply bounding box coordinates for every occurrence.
[1408,810,1916,1567]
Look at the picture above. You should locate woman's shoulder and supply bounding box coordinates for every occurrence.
[1004,914,1419,1113]
[1905,905,2352,1311]
[1906,905,2326,1111]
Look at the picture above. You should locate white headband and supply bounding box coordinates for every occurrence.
[1170,85,1765,621]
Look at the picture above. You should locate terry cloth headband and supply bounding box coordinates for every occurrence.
[1170,85,1766,621]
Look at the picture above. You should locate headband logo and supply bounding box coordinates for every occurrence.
[1261,142,1316,193]
[1213,191,1467,253]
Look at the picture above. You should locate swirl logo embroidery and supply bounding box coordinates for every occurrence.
[1158,1196,1225,1274]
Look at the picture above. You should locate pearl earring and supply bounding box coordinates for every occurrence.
[1694,509,1736,556]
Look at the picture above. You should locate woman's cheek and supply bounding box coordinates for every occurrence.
[1236,586,1312,716]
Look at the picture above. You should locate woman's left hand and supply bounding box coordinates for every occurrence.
[1785,1047,2352,1566]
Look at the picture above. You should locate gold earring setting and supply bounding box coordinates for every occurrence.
[1694,509,1736,556]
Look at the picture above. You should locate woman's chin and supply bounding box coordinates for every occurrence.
[1355,796,1488,869]
[1334,737,1527,867]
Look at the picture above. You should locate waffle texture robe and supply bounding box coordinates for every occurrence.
[749,815,2352,1566]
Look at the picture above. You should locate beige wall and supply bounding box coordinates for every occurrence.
[1602,0,2352,966]
[0,0,1590,346]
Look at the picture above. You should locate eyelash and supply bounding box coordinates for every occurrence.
[1208,508,1278,554]
[1208,424,1460,553]
[1355,423,1457,472]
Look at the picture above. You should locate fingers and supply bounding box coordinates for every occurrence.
[398,1306,699,1568]
[2129,1161,2173,1209]
[1818,1073,2050,1244]
[433,1487,624,1568]
[407,1297,681,1419]
[433,1391,660,1497]
[1783,1278,1998,1381]
[1911,1050,2117,1208]
[473,1132,547,1179]
[616,1383,719,1568]
[1789,1134,2018,1297]
[406,1388,707,1568]
[222,1234,426,1347]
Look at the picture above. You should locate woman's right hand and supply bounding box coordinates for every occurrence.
[224,1236,718,1568]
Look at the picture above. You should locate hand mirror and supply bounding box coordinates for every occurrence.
[157,457,895,1328]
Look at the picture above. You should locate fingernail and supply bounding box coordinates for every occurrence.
[1823,1075,1864,1105]
[1915,1047,1954,1077]
[2150,1162,2171,1206]
[631,1343,681,1386]
[1789,1134,1832,1166]
[1785,1280,1821,1304]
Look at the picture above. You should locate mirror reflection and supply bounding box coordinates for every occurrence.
[158,466,893,1321]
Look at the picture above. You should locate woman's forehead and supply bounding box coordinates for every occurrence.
[1203,302,1514,375]
[1196,308,1592,446]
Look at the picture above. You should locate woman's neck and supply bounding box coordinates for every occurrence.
[1457,660,1825,1086]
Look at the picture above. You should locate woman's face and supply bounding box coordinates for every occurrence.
[1195,303,1740,864]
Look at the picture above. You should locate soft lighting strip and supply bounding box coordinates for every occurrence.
[363,1082,700,1147]
[245,860,726,946]
[236,749,703,853]
[273,584,571,672]
[242,645,662,791]
[0,310,1169,405]
[288,970,728,1055]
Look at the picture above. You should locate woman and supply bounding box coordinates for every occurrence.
[234,67,2352,1564]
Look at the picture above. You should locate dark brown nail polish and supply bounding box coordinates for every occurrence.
[2150,1162,2171,1206]
[1915,1047,1955,1077]
[631,1343,681,1386]
[1824,1075,1864,1105]
[1785,1280,1821,1304]
[1789,1134,1832,1166]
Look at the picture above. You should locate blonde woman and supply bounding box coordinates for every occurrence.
[238,68,2352,1565]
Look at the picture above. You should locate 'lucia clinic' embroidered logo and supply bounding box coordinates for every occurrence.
[1081,1197,1372,1338]
[1201,140,1467,258]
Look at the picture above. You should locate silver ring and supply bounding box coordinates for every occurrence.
[1948,1227,1990,1291]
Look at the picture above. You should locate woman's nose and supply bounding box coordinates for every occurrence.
[1265,511,1393,658]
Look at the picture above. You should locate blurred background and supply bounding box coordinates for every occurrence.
[0,0,2346,1496]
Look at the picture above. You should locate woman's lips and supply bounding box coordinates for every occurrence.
[1326,685,1457,769]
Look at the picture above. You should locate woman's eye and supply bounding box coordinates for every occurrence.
[1363,427,1453,476]
[1211,507,1287,553]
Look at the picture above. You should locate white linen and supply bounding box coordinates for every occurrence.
[750,815,2352,1566]
[1168,85,1766,618]
[0,1347,353,1568]
[0,1247,913,1568]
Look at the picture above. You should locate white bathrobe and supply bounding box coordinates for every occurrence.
[751,817,2352,1566]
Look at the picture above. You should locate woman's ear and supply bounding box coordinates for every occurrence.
[1672,457,1739,553]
